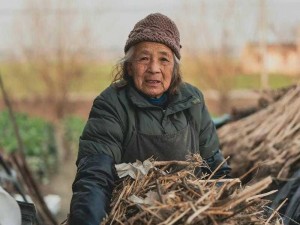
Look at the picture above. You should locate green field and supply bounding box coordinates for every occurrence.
[233,73,298,90]
[1,61,299,98]
[0,61,114,98]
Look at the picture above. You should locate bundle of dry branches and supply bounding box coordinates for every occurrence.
[257,85,296,108]
[230,85,295,121]
[102,156,281,225]
[218,85,300,179]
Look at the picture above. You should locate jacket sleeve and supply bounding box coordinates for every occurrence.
[197,91,220,159]
[69,153,117,225]
[204,149,231,179]
[70,90,125,225]
[195,89,231,178]
[78,91,125,164]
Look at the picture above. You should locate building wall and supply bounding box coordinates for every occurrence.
[241,43,300,75]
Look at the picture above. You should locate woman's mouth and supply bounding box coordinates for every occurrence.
[146,80,161,84]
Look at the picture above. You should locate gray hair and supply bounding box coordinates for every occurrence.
[112,46,182,95]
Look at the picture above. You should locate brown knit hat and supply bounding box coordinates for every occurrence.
[124,13,182,59]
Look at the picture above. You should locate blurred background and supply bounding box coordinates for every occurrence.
[0,0,300,224]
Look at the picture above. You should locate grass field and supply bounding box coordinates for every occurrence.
[0,61,114,98]
[234,73,298,90]
[0,61,299,98]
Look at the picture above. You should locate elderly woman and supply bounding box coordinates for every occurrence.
[69,13,231,225]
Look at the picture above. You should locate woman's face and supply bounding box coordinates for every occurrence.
[128,42,174,98]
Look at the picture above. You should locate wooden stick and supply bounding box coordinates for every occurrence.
[265,198,288,224]
[0,73,58,225]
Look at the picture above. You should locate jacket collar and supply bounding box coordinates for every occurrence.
[127,83,201,114]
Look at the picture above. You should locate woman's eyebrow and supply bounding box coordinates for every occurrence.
[159,51,171,57]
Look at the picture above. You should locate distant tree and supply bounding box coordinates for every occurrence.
[13,0,93,120]
[12,0,95,161]
[179,0,241,114]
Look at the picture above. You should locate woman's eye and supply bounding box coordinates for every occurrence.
[138,57,149,61]
[161,58,169,62]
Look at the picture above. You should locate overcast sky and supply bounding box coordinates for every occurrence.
[1,0,300,58]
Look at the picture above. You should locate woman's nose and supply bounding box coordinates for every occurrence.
[147,59,160,73]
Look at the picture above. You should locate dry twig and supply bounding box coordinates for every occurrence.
[102,156,281,225]
[218,85,300,179]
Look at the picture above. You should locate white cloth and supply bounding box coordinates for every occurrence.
[0,186,21,225]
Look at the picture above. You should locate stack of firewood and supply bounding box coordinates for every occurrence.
[102,156,281,225]
[218,85,300,179]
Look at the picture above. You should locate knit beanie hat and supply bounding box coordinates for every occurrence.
[124,13,182,59]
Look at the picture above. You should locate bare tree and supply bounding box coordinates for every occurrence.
[258,0,269,89]
[12,0,95,162]
[13,0,93,120]
[180,0,240,114]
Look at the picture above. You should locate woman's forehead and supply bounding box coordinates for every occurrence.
[134,42,173,55]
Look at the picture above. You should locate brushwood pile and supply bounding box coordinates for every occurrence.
[103,156,281,225]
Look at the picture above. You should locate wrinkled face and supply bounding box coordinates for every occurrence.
[128,42,174,98]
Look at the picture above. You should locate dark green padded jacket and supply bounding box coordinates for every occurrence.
[77,81,220,164]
